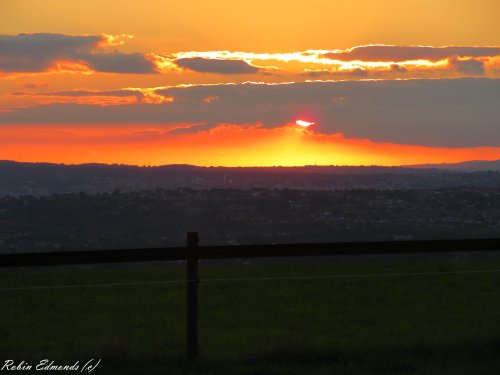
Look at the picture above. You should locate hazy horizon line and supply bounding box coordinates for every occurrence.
[2,158,499,169]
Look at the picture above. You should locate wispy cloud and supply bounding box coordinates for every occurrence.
[9,87,171,106]
[321,45,500,62]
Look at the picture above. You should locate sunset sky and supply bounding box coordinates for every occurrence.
[1,0,500,166]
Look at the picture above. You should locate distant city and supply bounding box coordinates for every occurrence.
[1,160,500,252]
[2,160,500,196]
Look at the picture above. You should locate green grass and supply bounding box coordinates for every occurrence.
[1,257,500,374]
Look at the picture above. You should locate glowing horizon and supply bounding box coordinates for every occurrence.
[1,123,500,168]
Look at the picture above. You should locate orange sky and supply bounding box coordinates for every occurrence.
[1,0,500,166]
[3,0,500,51]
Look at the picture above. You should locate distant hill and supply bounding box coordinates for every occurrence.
[0,160,440,175]
[1,160,500,196]
[407,159,500,172]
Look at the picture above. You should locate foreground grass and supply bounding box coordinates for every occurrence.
[1,256,500,374]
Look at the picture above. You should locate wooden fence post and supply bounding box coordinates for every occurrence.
[186,232,199,360]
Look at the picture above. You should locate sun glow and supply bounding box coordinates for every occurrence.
[295,120,315,127]
[2,123,500,167]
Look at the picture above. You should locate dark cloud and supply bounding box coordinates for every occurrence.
[323,45,500,62]
[166,123,217,135]
[348,68,369,77]
[175,57,261,74]
[0,33,99,72]
[390,64,407,73]
[302,70,331,78]
[1,78,499,148]
[301,68,370,78]
[449,58,485,76]
[0,33,157,74]
[85,53,156,74]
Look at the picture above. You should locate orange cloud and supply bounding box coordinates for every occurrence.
[97,34,134,48]
[9,87,172,106]
[47,60,94,75]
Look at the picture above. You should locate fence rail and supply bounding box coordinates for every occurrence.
[1,238,500,267]
[1,236,500,359]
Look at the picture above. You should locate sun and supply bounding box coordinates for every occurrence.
[295,120,315,127]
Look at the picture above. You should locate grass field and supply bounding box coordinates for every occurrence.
[1,255,500,374]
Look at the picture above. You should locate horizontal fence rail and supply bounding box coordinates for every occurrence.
[1,236,500,360]
[1,238,500,268]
